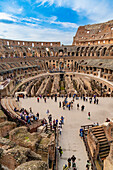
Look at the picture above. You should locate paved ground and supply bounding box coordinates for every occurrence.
[19,97,113,170]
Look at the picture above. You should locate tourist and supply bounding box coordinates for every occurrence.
[56,119,58,126]
[50,122,52,131]
[94,98,96,104]
[71,102,73,109]
[63,164,68,170]
[53,119,55,126]
[59,126,62,135]
[55,95,57,102]
[83,96,85,101]
[81,105,85,111]
[89,97,92,104]
[59,121,62,129]
[68,103,71,110]
[77,103,79,110]
[46,109,49,115]
[86,96,88,102]
[105,118,110,122]
[29,107,32,113]
[71,155,76,168]
[88,112,90,120]
[37,97,39,102]
[61,116,64,124]
[97,122,99,126]
[14,107,19,112]
[62,101,65,108]
[37,112,39,119]
[17,95,19,102]
[59,101,61,108]
[48,114,52,123]
[96,98,99,104]
[86,164,89,170]
[44,97,46,103]
[67,157,71,168]
[80,128,84,138]
[86,160,91,170]
[47,94,49,99]
[58,146,63,157]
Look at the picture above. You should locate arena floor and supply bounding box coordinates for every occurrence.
[19,97,113,170]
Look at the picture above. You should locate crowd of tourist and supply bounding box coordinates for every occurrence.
[14,106,39,125]
[15,92,100,170]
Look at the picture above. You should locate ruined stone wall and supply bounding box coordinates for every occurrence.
[0,110,7,123]
[104,143,113,170]
[0,121,16,137]
[73,20,113,46]
[0,38,60,47]
[87,130,99,159]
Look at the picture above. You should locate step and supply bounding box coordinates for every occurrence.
[98,138,107,142]
[99,142,109,146]
[92,126,103,129]
[92,129,104,133]
[99,150,109,154]
[100,144,110,148]
[93,131,104,134]
[99,148,110,153]
[100,153,109,158]
[95,134,105,137]
[96,136,106,140]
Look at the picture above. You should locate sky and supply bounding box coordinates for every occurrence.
[0,0,113,45]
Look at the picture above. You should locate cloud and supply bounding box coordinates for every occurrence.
[0,12,77,30]
[0,13,16,22]
[0,22,75,44]
[36,0,113,23]
[0,0,23,15]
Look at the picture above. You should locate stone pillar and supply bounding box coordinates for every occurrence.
[98,70,101,78]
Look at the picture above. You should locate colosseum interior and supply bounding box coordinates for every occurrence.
[1,20,113,170]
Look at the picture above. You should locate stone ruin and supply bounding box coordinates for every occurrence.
[0,111,55,169]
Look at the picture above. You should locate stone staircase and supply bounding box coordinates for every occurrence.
[92,126,110,160]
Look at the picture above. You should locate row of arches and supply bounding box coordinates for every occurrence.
[1,44,113,58]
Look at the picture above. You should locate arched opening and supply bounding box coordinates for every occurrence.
[46,62,48,68]
[101,47,107,56]
[100,83,102,87]
[47,51,50,56]
[108,45,113,56]
[64,48,67,53]
[72,52,75,56]
[109,88,111,92]
[76,47,80,56]
[84,47,89,56]
[23,52,26,56]
[59,49,63,53]
[80,47,85,56]
[104,85,107,89]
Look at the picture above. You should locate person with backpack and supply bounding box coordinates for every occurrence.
[88,112,91,120]
[58,146,63,157]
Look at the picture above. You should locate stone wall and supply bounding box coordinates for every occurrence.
[87,129,99,159]
[104,143,113,170]
[0,137,42,170]
[0,121,16,137]
[15,160,48,170]
[0,110,7,123]
[73,20,113,46]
